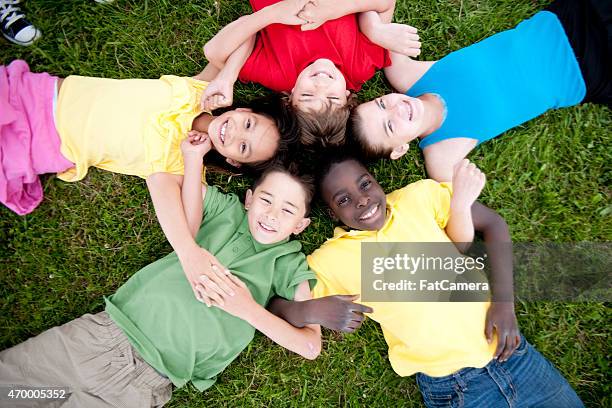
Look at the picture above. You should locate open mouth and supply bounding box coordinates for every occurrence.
[311,70,333,79]
[404,100,414,121]
[219,120,228,144]
[359,203,380,221]
[258,221,277,233]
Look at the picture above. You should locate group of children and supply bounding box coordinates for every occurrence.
[2,0,609,406]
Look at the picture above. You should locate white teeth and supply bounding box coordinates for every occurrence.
[360,204,379,220]
[220,122,227,143]
[258,221,276,232]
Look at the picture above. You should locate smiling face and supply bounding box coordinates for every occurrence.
[320,159,387,231]
[245,171,311,244]
[355,93,427,158]
[291,58,350,112]
[208,108,279,166]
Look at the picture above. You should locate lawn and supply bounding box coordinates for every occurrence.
[1,0,610,406]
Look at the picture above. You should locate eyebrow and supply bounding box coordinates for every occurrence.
[330,172,369,201]
[260,190,299,210]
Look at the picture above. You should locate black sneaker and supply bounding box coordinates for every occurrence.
[0,0,41,46]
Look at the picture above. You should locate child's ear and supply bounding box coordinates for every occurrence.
[326,207,339,222]
[226,157,242,167]
[244,189,253,209]
[345,90,350,97]
[293,217,311,235]
[390,143,410,160]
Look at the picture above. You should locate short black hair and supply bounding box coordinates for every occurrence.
[251,162,315,216]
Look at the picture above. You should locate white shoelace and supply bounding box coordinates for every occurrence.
[0,0,25,29]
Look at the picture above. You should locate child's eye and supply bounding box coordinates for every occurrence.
[338,196,350,206]
[327,96,340,101]
[282,208,294,215]
[260,197,271,204]
[360,180,372,190]
[240,143,247,154]
[387,120,393,133]
[245,119,251,129]
[379,99,386,109]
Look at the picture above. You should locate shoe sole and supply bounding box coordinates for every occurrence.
[2,29,41,46]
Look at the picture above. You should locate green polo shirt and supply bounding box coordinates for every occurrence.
[105,186,316,391]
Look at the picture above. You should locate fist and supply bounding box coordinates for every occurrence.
[451,159,486,211]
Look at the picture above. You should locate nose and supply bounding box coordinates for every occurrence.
[357,195,369,208]
[265,206,279,222]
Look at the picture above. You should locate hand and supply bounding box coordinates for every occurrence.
[305,295,373,332]
[180,132,212,159]
[271,0,312,26]
[178,245,235,304]
[298,0,342,31]
[451,159,486,212]
[485,302,520,362]
[200,75,235,111]
[201,274,256,319]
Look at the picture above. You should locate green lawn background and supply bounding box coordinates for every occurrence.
[1,1,610,406]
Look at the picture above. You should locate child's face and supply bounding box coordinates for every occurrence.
[356,93,426,157]
[208,108,279,166]
[321,159,387,231]
[245,172,311,244]
[291,58,350,112]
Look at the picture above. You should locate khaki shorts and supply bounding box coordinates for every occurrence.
[0,311,172,407]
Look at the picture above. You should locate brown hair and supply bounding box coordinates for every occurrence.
[348,104,393,160]
[284,93,358,150]
[251,162,315,216]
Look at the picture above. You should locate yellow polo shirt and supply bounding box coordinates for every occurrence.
[308,179,496,377]
[55,75,208,181]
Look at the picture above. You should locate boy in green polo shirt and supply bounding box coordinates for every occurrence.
[0,137,320,407]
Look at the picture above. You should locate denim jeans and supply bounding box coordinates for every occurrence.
[416,336,584,408]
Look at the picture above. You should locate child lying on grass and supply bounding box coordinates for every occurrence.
[0,139,320,407]
[0,60,294,215]
[201,0,420,147]
[264,156,584,407]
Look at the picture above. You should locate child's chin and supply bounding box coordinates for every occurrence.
[253,233,282,245]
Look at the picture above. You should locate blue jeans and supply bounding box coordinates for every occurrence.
[416,336,584,408]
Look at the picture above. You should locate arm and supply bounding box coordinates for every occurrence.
[472,202,519,362]
[214,278,321,359]
[146,171,234,302]
[201,36,256,111]
[445,159,486,252]
[203,0,307,69]
[179,135,212,237]
[268,294,372,332]
[299,0,393,30]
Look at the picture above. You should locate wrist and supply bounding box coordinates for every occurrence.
[243,301,264,325]
[176,240,201,258]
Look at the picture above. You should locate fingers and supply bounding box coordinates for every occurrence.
[485,317,494,344]
[227,273,248,288]
[495,331,517,362]
[498,332,520,362]
[208,263,235,296]
[195,283,225,306]
[405,24,418,34]
[193,284,211,307]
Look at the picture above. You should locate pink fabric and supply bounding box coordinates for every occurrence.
[0,60,74,215]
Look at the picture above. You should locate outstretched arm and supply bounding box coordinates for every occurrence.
[203,0,308,69]
[268,294,373,332]
[472,201,519,362]
[213,279,322,360]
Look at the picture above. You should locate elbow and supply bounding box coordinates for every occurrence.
[203,42,223,68]
[303,338,321,360]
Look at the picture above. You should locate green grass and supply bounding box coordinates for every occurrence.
[1,0,610,406]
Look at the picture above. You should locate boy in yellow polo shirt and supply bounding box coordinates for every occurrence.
[269,155,583,407]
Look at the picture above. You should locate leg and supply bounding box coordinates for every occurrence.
[0,312,172,408]
[416,336,583,407]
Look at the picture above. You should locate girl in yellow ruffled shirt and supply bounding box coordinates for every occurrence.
[0,60,294,216]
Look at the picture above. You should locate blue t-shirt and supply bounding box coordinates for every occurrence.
[408,11,586,149]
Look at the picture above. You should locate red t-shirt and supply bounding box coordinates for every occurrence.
[238,0,391,92]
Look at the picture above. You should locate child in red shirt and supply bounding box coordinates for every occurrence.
[200,0,420,147]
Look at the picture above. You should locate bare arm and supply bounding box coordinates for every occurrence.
[204,0,307,69]
[445,160,486,251]
[299,0,393,30]
[472,201,519,362]
[180,138,211,237]
[215,278,321,359]
[201,36,257,111]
